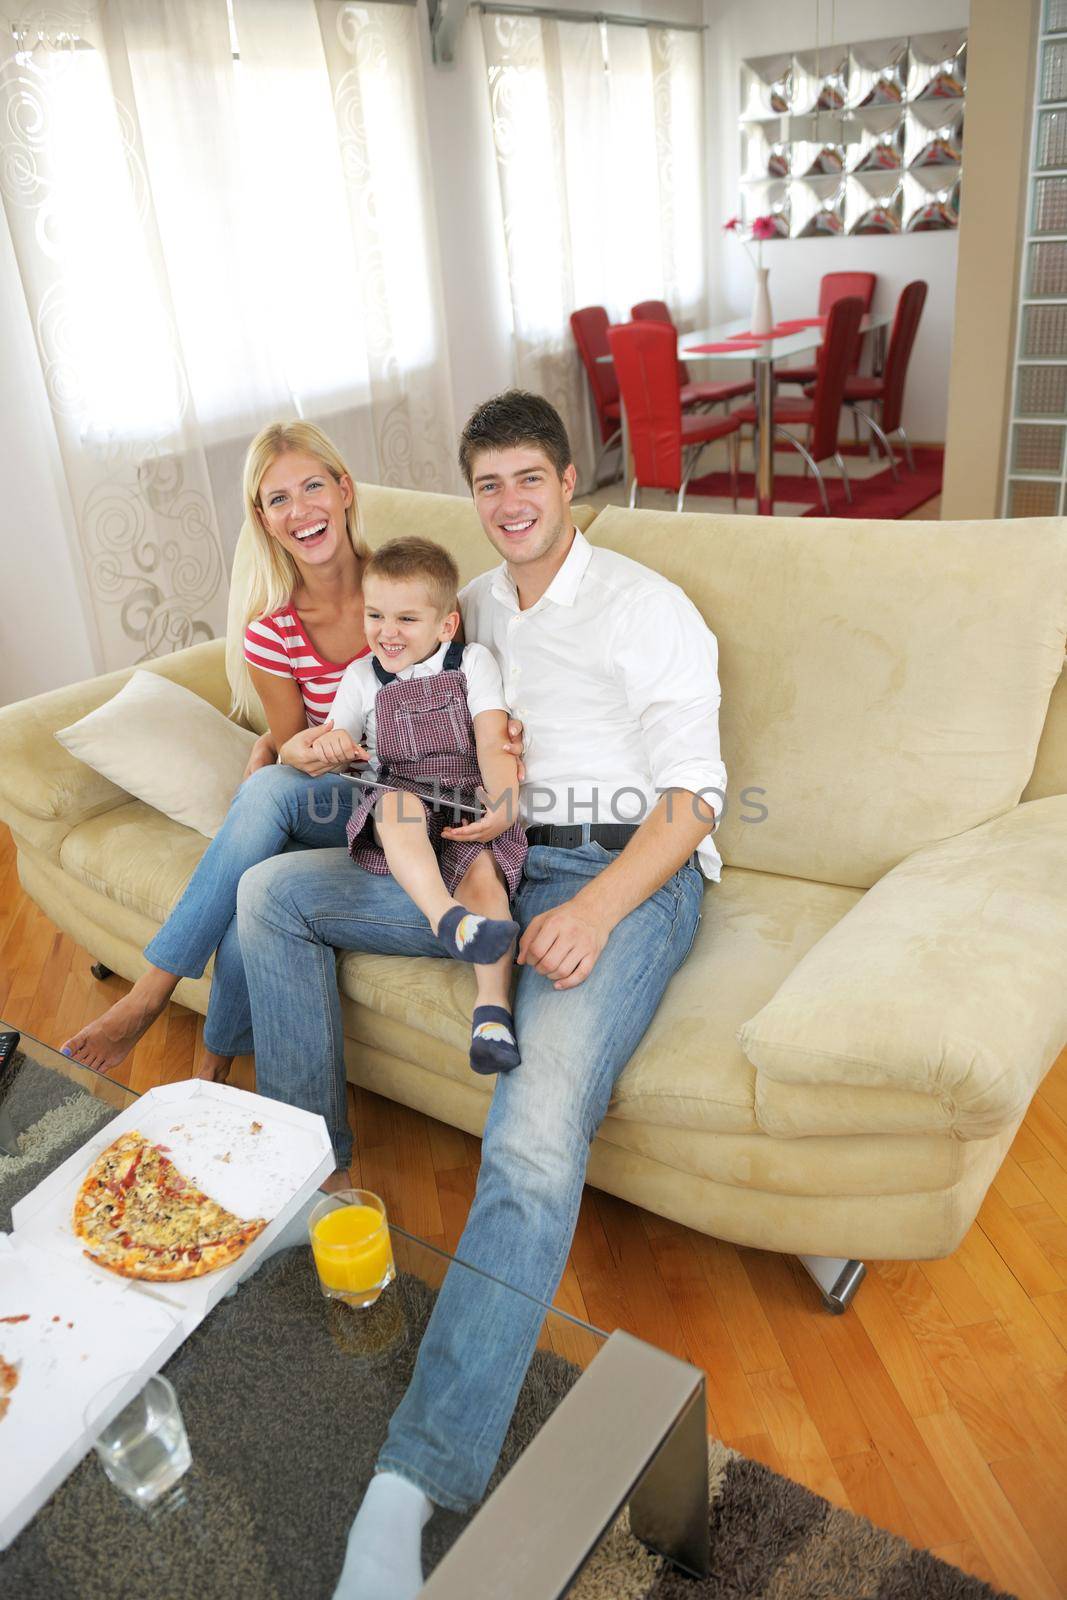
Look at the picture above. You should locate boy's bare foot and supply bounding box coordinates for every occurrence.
[60,977,176,1074]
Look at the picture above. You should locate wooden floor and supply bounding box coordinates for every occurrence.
[3,825,1067,1598]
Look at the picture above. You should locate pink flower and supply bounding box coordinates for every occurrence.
[750,214,778,241]
[722,215,741,233]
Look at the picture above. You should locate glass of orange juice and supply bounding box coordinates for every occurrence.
[308,1188,395,1308]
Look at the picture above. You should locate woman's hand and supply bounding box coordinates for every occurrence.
[310,723,367,768]
[241,730,278,782]
[280,720,364,776]
[503,717,526,783]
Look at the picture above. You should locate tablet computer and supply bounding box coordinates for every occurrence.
[338,771,487,819]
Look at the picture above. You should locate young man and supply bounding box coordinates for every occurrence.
[235,392,726,1599]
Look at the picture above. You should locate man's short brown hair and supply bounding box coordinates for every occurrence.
[458,390,573,487]
[363,537,459,616]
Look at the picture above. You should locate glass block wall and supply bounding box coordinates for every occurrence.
[1005,0,1067,516]
[738,31,965,238]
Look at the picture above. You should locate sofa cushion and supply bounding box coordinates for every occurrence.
[0,640,229,864]
[335,866,953,1140]
[60,802,206,927]
[739,795,1067,1139]
[586,509,1067,889]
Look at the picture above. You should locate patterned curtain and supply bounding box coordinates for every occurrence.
[0,0,455,671]
[480,14,706,477]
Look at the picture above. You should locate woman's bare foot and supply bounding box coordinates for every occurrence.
[60,969,179,1073]
[193,1050,233,1084]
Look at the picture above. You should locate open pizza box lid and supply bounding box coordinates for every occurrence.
[1,1081,333,1550]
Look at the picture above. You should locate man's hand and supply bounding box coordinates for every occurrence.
[517,898,610,990]
[504,718,525,783]
[241,731,277,782]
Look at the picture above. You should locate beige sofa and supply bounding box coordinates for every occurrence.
[3,486,1066,1294]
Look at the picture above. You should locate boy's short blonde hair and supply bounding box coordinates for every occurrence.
[363,537,460,616]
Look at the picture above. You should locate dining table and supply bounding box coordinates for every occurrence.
[598,311,891,515]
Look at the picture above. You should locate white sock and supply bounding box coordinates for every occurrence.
[332,1471,433,1600]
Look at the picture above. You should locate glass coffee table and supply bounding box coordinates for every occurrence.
[0,1021,709,1596]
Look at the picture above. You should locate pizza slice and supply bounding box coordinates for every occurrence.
[73,1130,267,1282]
[0,1353,18,1422]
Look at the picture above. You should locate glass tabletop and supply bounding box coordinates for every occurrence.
[594,310,891,363]
[678,311,891,362]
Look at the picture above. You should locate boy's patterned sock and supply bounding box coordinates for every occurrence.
[436,905,519,965]
[470,1006,521,1076]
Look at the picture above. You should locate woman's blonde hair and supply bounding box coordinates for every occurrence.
[226,420,370,723]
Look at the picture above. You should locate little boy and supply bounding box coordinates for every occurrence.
[311,537,526,1075]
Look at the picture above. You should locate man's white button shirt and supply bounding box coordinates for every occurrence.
[460,529,726,880]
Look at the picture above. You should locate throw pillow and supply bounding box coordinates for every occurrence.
[55,670,256,839]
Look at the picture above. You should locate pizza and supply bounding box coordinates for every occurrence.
[0,1353,18,1422]
[73,1130,267,1282]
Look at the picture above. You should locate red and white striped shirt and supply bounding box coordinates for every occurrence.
[244,607,369,727]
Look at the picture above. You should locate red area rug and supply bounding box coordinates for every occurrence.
[687,444,943,518]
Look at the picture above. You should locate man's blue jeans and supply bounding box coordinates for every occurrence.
[236,834,703,1510]
[143,765,354,1056]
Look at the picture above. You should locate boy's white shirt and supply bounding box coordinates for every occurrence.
[330,640,508,769]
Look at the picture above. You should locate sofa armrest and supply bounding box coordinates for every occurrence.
[739,796,1067,1139]
[0,640,231,860]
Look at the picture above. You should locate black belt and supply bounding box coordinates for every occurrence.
[526,823,638,851]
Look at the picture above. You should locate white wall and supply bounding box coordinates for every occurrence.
[703,0,969,443]
[0,206,100,706]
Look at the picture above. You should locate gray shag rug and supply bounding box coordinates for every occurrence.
[0,1051,119,1231]
[0,1053,1015,1599]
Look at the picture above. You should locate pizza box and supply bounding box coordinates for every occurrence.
[0,1234,186,1549]
[10,1079,335,1326]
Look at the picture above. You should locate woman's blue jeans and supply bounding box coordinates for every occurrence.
[143,765,354,1056]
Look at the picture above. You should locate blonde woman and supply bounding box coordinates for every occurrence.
[60,420,373,1081]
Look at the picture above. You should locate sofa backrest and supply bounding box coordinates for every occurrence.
[226,488,1067,892]
[585,507,1067,889]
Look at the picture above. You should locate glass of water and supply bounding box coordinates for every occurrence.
[85,1374,192,1508]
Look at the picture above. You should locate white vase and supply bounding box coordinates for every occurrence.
[750,266,774,336]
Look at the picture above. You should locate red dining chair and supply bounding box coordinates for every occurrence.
[835,280,928,475]
[631,298,754,410]
[777,271,877,389]
[607,320,741,511]
[735,296,865,514]
[570,305,624,487]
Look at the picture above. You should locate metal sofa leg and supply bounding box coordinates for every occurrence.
[90,962,114,981]
[797,1254,867,1314]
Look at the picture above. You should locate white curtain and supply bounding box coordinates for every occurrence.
[481,14,706,475]
[0,0,455,670]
